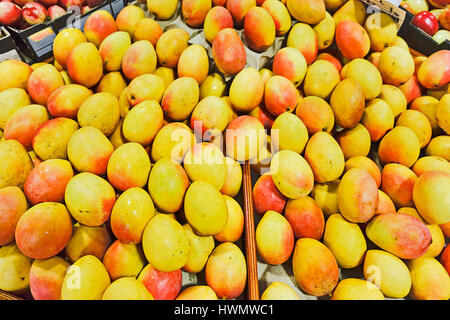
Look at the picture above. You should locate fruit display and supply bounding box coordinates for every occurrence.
[0,0,449,302]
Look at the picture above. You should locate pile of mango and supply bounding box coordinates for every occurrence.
[0,0,449,300]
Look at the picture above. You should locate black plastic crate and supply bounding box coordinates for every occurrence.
[0,27,23,62]
[5,0,126,63]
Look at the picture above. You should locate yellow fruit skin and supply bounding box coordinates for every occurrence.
[378,84,407,118]
[176,286,218,300]
[142,214,190,272]
[103,241,146,280]
[261,282,300,300]
[333,0,366,25]
[313,12,335,50]
[331,278,384,300]
[304,132,344,183]
[377,126,421,168]
[426,136,450,161]
[156,29,190,69]
[182,224,215,273]
[436,93,450,134]
[229,68,264,112]
[214,195,244,243]
[99,31,131,72]
[287,0,326,24]
[364,13,397,52]
[102,277,154,300]
[336,124,371,159]
[363,250,411,298]
[178,45,209,84]
[126,74,165,107]
[412,156,450,176]
[220,158,242,197]
[161,77,200,121]
[423,224,445,258]
[29,256,70,300]
[378,46,415,86]
[361,98,395,142]
[0,139,34,189]
[67,42,103,89]
[271,112,309,154]
[343,58,382,100]
[64,224,111,263]
[184,180,228,236]
[0,88,31,130]
[151,123,195,164]
[311,179,340,216]
[96,72,127,98]
[261,0,292,36]
[0,243,32,293]
[147,0,177,19]
[0,60,33,91]
[303,60,340,99]
[200,73,226,99]
[408,257,450,300]
[323,214,367,269]
[61,255,111,300]
[121,40,157,80]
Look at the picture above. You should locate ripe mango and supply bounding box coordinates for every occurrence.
[342,58,382,100]
[261,0,291,36]
[204,6,234,43]
[29,256,70,300]
[331,278,384,300]
[271,112,309,154]
[0,59,33,91]
[65,224,111,263]
[244,7,276,52]
[103,240,146,280]
[417,50,450,89]
[330,78,365,128]
[272,47,307,87]
[0,243,32,293]
[229,67,264,112]
[332,0,366,25]
[138,264,182,300]
[191,96,230,134]
[408,256,450,300]
[264,75,299,116]
[27,64,64,106]
[147,0,177,20]
[292,238,339,297]
[102,277,153,300]
[335,21,370,60]
[366,213,432,259]
[121,40,157,80]
[378,84,407,118]
[182,224,215,273]
[412,156,450,176]
[381,163,417,208]
[378,126,421,168]
[96,72,127,98]
[378,46,415,86]
[338,168,379,223]
[343,156,381,187]
[336,124,371,159]
[323,214,366,268]
[0,187,27,246]
[214,195,244,243]
[287,0,326,24]
[436,93,450,134]
[184,180,228,236]
[151,122,195,163]
[115,5,145,37]
[284,196,324,240]
[295,96,334,135]
[199,73,226,99]
[303,60,340,99]
[162,77,199,121]
[212,28,246,76]
[304,132,344,183]
[47,84,92,119]
[426,136,450,160]
[361,98,395,141]
[364,13,397,52]
[253,174,287,216]
[261,282,300,300]
[176,286,218,300]
[126,74,165,106]
[182,0,211,27]
[286,23,318,64]
[220,158,242,197]
[156,28,189,69]
[83,10,118,48]
[53,28,87,69]
[61,255,111,300]
[67,42,103,88]
[178,45,209,84]
[226,0,256,26]
[133,18,163,46]
[142,214,190,272]
[99,31,131,72]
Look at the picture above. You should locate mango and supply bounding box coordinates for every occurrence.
[0,140,32,189]
[142,214,190,272]
[67,127,113,176]
[335,20,370,60]
[67,42,103,88]
[24,159,73,205]
[304,132,344,183]
[110,187,155,244]
[284,196,324,240]
[138,264,182,300]
[212,28,246,76]
[343,156,381,187]
[65,224,111,263]
[261,0,291,36]
[264,75,299,116]
[162,77,199,121]
[366,213,431,259]
[331,278,384,300]
[53,28,87,69]
[226,0,256,26]
[26,64,64,106]
[343,58,382,100]
[253,174,287,216]
[96,72,127,97]
[214,195,244,243]
[272,47,307,87]
[147,0,177,19]
[363,250,411,298]
[0,243,32,293]
[408,256,450,300]
[312,12,334,50]
[182,0,211,27]
[324,213,366,268]
[271,112,308,154]
[220,157,242,197]
[115,5,145,37]
[399,76,423,104]
[292,238,339,297]
[361,98,395,141]
[303,60,340,99]
[77,92,119,136]
[29,256,70,300]
[200,73,226,99]
[332,0,366,25]
[0,59,33,91]
[376,190,396,215]
[102,240,146,280]
[424,224,445,258]
[380,163,416,208]
[133,18,163,46]
[184,180,228,236]
[151,123,195,163]
[183,224,215,273]
[47,84,92,119]
[338,168,378,223]
[330,78,365,128]
[155,67,176,90]
[65,173,116,227]
[378,126,421,168]
[102,277,153,300]
[225,115,266,161]
[316,52,342,72]
[61,255,111,300]
[378,84,407,118]
[229,67,264,112]
[32,117,79,160]
[126,74,165,107]
[286,23,318,64]
[121,40,157,80]
[287,0,325,24]
[178,45,209,84]
[417,50,450,89]
[123,100,163,146]
[156,28,189,69]
[336,124,371,159]
[244,7,276,52]
[191,96,230,135]
[256,210,294,265]
[413,170,450,225]
[364,13,397,52]
[0,187,27,246]
[176,286,218,300]
[378,46,415,86]
[436,93,450,134]
[15,202,72,259]
[270,150,314,199]
[205,242,247,299]
[295,96,334,135]
[204,6,234,43]
[4,104,49,150]
[99,31,131,72]
[83,10,118,47]
[426,136,450,160]
[261,282,300,300]
[412,156,450,176]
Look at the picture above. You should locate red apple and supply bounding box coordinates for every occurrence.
[22,2,48,25]
[412,11,440,35]
[81,4,90,13]
[0,2,22,26]
[47,4,65,19]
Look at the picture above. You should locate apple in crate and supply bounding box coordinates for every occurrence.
[81,4,90,13]
[0,1,22,26]
[412,11,439,36]
[48,4,65,19]
[59,0,84,9]
[22,2,48,25]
